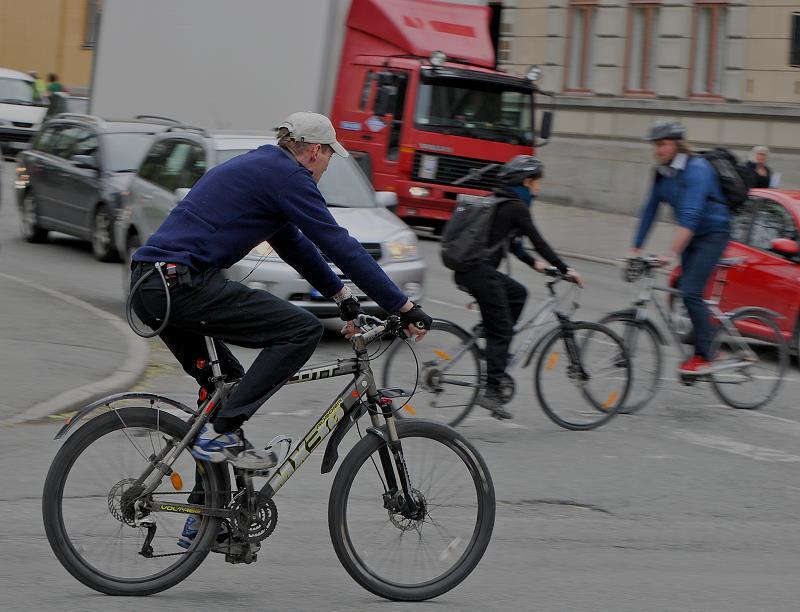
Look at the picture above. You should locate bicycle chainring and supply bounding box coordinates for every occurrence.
[230,495,278,542]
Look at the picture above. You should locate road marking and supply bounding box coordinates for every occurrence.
[426,298,476,311]
[268,409,312,417]
[740,411,800,439]
[673,429,800,462]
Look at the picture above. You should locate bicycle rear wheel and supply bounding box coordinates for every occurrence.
[381,320,484,427]
[329,419,495,601]
[42,407,226,595]
[535,322,631,430]
[710,311,788,409]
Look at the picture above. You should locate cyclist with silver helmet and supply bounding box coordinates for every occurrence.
[455,155,582,419]
[631,121,730,375]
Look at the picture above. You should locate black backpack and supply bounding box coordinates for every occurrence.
[441,194,509,272]
[694,148,753,212]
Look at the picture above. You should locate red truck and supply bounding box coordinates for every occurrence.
[333,0,551,229]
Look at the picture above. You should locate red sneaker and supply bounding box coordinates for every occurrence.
[678,355,712,375]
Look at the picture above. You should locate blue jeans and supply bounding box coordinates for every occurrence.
[679,231,730,359]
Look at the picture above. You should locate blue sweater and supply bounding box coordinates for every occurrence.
[134,145,407,313]
[634,156,730,249]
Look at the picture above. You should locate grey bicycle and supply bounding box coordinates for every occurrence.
[601,256,788,413]
[381,268,632,430]
[42,315,495,601]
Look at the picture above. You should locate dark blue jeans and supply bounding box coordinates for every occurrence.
[678,231,729,359]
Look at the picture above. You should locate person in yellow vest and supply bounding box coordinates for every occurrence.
[28,70,46,101]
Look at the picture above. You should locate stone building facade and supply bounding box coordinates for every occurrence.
[496,0,800,214]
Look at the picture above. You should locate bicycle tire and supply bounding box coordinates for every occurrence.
[535,322,631,430]
[598,314,663,414]
[42,407,227,596]
[710,311,788,409]
[328,419,495,601]
[381,319,484,427]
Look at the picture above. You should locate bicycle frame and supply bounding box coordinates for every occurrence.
[77,326,415,521]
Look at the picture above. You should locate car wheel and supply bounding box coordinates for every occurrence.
[20,192,49,243]
[91,204,120,262]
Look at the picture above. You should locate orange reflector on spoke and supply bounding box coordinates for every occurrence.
[546,352,560,371]
[433,350,451,361]
[171,472,183,491]
[601,391,619,410]
[404,404,417,415]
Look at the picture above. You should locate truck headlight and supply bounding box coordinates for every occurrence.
[386,232,418,261]
[15,166,30,190]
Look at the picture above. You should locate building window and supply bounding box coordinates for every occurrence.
[791,13,800,67]
[564,2,597,92]
[689,3,728,97]
[84,0,103,48]
[624,3,659,94]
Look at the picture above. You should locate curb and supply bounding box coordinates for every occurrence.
[0,272,148,427]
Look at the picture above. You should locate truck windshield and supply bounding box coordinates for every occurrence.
[414,81,533,146]
[0,77,37,105]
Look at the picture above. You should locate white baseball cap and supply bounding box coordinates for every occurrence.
[277,112,349,157]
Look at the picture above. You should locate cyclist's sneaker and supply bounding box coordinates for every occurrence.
[479,388,512,420]
[678,355,713,375]
[190,426,278,470]
[177,516,199,549]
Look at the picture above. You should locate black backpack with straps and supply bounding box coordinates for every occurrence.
[691,148,753,212]
[440,194,511,272]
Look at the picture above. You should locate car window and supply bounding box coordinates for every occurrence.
[71,130,99,160]
[33,125,63,153]
[317,156,375,208]
[137,140,176,185]
[157,141,201,191]
[749,198,797,251]
[730,198,756,243]
[51,126,91,159]
[102,132,155,173]
[181,144,207,188]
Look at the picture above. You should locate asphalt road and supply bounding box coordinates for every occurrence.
[3,161,800,611]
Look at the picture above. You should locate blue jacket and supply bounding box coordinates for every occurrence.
[134,145,407,313]
[634,156,730,249]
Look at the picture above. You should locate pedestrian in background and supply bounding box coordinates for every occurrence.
[46,73,66,94]
[28,70,46,101]
[745,146,772,188]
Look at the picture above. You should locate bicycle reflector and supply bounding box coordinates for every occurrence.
[171,472,183,491]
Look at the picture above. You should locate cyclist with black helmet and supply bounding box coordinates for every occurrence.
[454,155,582,419]
[630,120,730,375]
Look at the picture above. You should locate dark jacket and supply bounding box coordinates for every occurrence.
[133,144,407,313]
[745,161,771,189]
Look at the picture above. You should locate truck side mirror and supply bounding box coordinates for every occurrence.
[539,111,553,142]
[373,71,397,116]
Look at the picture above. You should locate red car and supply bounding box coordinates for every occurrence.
[670,189,800,354]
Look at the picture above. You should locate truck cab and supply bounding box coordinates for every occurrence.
[332,0,548,230]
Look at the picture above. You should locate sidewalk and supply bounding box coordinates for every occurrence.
[0,273,146,424]
[534,200,673,264]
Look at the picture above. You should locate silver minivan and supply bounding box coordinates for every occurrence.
[115,129,424,316]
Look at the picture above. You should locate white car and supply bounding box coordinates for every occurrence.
[115,128,425,316]
[0,68,48,158]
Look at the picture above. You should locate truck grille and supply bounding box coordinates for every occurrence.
[321,242,382,263]
[411,152,503,190]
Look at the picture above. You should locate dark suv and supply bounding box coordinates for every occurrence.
[15,114,174,261]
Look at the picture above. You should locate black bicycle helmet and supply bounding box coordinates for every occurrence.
[645,120,685,142]
[498,155,544,186]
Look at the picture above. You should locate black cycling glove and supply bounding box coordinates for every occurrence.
[400,303,433,331]
[337,296,364,322]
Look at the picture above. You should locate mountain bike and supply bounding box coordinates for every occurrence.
[42,315,495,601]
[381,268,632,430]
[601,256,788,412]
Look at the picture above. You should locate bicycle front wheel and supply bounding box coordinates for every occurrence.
[710,310,788,409]
[329,419,495,601]
[535,322,631,430]
[382,319,484,427]
[42,407,226,595]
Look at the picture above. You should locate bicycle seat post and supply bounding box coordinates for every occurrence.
[204,336,224,383]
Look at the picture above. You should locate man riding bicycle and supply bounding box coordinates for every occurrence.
[130,112,432,467]
[630,121,730,375]
[452,156,582,419]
